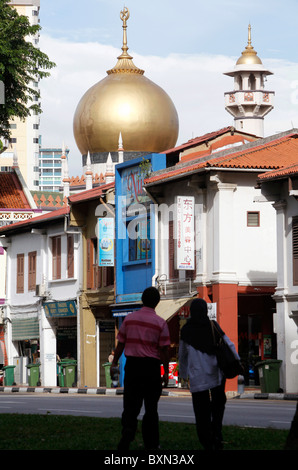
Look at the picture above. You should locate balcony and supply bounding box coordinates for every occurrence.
[156,275,197,299]
[225,90,274,108]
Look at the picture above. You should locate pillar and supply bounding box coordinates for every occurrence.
[39,307,57,386]
[212,283,238,392]
[79,293,97,387]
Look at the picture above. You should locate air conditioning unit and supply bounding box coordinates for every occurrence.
[35,284,46,297]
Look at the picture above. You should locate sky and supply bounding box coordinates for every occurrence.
[37,0,298,176]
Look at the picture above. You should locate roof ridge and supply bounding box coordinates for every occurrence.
[0,205,70,233]
[145,130,298,186]
[205,133,296,167]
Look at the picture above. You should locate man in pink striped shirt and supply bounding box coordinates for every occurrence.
[111,287,170,450]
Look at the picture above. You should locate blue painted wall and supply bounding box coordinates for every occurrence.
[113,153,166,385]
[115,153,166,303]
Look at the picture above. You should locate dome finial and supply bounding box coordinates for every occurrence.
[107,7,144,75]
[120,6,130,58]
[248,24,252,45]
[236,24,262,65]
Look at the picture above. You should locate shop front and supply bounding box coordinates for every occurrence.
[43,299,77,386]
[238,292,277,387]
[9,309,40,385]
[79,288,115,388]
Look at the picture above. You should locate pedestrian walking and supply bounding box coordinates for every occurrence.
[111,286,170,450]
[179,298,239,450]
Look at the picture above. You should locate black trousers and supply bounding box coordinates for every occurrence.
[119,356,162,450]
[191,380,227,450]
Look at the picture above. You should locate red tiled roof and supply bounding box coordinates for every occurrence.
[163,126,257,155]
[68,182,114,203]
[0,172,31,209]
[179,133,256,164]
[145,133,298,186]
[0,206,69,234]
[258,162,298,181]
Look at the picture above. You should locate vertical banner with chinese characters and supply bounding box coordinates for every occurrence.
[176,196,195,270]
[98,218,114,266]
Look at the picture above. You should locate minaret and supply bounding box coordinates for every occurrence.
[224,25,274,137]
[118,132,124,164]
[105,153,115,184]
[85,151,93,190]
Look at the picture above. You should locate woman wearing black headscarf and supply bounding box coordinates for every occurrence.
[179,298,239,450]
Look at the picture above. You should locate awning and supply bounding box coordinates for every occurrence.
[12,317,39,341]
[155,297,192,322]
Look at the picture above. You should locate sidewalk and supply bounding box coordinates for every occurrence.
[0,384,298,400]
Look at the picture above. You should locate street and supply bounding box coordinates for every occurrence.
[0,393,295,430]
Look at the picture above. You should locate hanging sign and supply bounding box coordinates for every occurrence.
[176,196,195,270]
[98,218,114,266]
[44,300,77,318]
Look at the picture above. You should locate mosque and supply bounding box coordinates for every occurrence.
[72,7,179,180]
[71,9,274,187]
[70,8,285,393]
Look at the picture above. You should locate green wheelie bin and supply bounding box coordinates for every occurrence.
[59,360,77,387]
[26,363,41,387]
[3,365,16,386]
[102,362,112,388]
[256,359,282,393]
[57,362,64,386]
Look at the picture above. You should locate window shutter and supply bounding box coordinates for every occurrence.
[247,211,260,227]
[52,237,56,279]
[107,267,114,287]
[17,254,24,293]
[28,251,37,291]
[67,235,74,278]
[52,236,61,280]
[57,237,61,279]
[293,218,298,285]
[87,239,93,289]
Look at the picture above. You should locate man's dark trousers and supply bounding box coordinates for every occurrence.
[119,356,162,450]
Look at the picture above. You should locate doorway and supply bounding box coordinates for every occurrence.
[238,294,276,386]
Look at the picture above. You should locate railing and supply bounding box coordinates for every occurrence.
[156,275,197,298]
[225,90,274,106]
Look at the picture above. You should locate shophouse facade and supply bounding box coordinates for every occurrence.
[0,206,83,387]
[114,153,196,385]
[0,179,116,388]
[0,166,42,373]
[68,182,115,387]
[258,160,298,393]
[144,129,298,393]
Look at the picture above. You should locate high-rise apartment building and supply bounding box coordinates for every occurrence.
[0,1,41,190]
[39,147,69,192]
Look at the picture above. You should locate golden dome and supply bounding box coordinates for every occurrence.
[73,8,179,155]
[236,24,263,65]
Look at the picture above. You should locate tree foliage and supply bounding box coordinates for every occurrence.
[0,0,55,140]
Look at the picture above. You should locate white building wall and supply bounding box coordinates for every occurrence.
[155,169,277,290]
[272,192,298,392]
[204,171,277,286]
[2,221,82,386]
[234,178,277,285]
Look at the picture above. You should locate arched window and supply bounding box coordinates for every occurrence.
[249,74,256,90]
